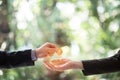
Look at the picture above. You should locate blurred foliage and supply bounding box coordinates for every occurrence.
[0,0,120,80]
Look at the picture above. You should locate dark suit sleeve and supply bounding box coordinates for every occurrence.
[0,49,34,69]
[82,50,120,76]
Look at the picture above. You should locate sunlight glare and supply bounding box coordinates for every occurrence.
[16,0,34,21]
[0,70,3,75]
[0,0,2,5]
[109,22,119,32]
[69,16,81,30]
[56,2,75,17]
[97,5,105,14]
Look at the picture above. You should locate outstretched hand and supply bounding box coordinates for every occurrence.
[43,58,83,71]
[37,43,84,71]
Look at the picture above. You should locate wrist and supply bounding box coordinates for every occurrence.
[73,61,84,70]
[34,48,43,58]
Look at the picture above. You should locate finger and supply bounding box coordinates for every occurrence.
[43,61,55,71]
[44,61,64,71]
[56,48,62,55]
[43,62,53,70]
[46,42,57,48]
[53,65,65,71]
[47,48,57,56]
[61,59,70,62]
[47,48,57,52]
[52,58,69,63]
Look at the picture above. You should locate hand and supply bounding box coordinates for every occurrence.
[34,42,57,58]
[43,58,84,71]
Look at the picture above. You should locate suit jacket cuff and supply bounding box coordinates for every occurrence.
[82,50,120,76]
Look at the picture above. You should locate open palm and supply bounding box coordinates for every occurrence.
[43,58,75,71]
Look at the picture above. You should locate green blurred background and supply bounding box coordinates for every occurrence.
[0,0,120,80]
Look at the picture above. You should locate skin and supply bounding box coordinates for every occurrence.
[43,58,84,71]
[38,43,84,71]
[34,42,58,59]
